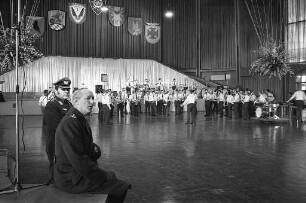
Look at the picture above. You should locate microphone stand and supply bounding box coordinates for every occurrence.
[0,0,45,195]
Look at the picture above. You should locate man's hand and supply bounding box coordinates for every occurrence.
[92,143,101,161]
[106,171,117,181]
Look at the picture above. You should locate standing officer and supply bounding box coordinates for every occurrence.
[44,77,72,184]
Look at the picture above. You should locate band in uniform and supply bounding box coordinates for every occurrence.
[44,77,72,184]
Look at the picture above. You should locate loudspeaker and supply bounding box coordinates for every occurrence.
[101,74,108,82]
[0,149,15,191]
[95,85,103,93]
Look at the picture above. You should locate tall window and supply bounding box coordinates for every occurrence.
[288,0,306,62]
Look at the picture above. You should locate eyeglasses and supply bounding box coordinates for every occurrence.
[60,87,71,91]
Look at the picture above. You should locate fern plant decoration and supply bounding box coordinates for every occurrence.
[250,38,294,79]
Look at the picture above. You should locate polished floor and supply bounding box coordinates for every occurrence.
[0,112,306,203]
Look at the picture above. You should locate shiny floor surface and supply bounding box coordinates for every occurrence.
[0,113,306,203]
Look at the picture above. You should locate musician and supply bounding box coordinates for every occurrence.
[217,88,226,117]
[116,91,125,117]
[171,78,177,90]
[257,91,267,107]
[211,89,218,115]
[101,89,112,125]
[96,89,103,121]
[157,90,164,115]
[242,90,250,120]
[156,78,164,91]
[129,90,139,116]
[44,77,72,184]
[163,91,172,116]
[173,90,180,115]
[121,89,128,114]
[144,79,151,90]
[265,89,275,103]
[226,91,234,119]
[287,89,306,123]
[144,91,151,114]
[233,90,240,119]
[249,91,257,118]
[178,90,185,114]
[202,89,212,117]
[137,90,143,113]
[126,75,135,95]
[148,90,157,116]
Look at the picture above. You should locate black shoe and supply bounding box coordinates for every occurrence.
[190,122,194,125]
[185,122,189,124]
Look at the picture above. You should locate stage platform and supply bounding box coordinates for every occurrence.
[0,184,107,203]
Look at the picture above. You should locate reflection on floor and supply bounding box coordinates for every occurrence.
[0,112,306,202]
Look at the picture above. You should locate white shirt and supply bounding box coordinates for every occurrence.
[101,94,111,105]
[288,90,306,101]
[38,95,48,107]
[96,93,102,103]
[182,93,197,105]
[243,95,250,103]
[233,94,240,103]
[226,95,234,104]
[258,94,267,103]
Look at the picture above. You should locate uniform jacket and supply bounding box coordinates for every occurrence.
[54,107,107,193]
[44,96,72,138]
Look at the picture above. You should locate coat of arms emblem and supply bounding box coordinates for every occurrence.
[89,0,104,15]
[145,23,160,44]
[48,10,65,31]
[69,3,86,24]
[128,17,143,36]
[108,6,125,27]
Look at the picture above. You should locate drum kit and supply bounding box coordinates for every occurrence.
[255,104,290,119]
[255,103,282,119]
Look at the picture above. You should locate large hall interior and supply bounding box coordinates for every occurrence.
[0,0,306,202]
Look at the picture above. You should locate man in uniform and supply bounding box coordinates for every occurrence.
[181,89,198,124]
[54,88,131,203]
[44,77,72,184]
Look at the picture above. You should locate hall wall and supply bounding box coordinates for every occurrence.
[0,0,289,100]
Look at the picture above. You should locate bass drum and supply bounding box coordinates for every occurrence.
[255,107,262,118]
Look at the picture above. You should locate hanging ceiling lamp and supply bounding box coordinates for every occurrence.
[165,10,174,18]
[164,1,174,18]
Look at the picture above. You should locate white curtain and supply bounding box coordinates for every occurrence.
[288,0,306,62]
[0,56,205,92]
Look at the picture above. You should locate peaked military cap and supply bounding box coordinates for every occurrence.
[53,77,71,87]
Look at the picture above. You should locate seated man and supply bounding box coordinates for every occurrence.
[54,88,131,203]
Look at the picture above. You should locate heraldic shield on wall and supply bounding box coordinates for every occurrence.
[26,16,45,38]
[89,0,104,15]
[128,17,143,36]
[145,23,160,44]
[48,10,65,31]
[109,6,125,27]
[69,3,86,24]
